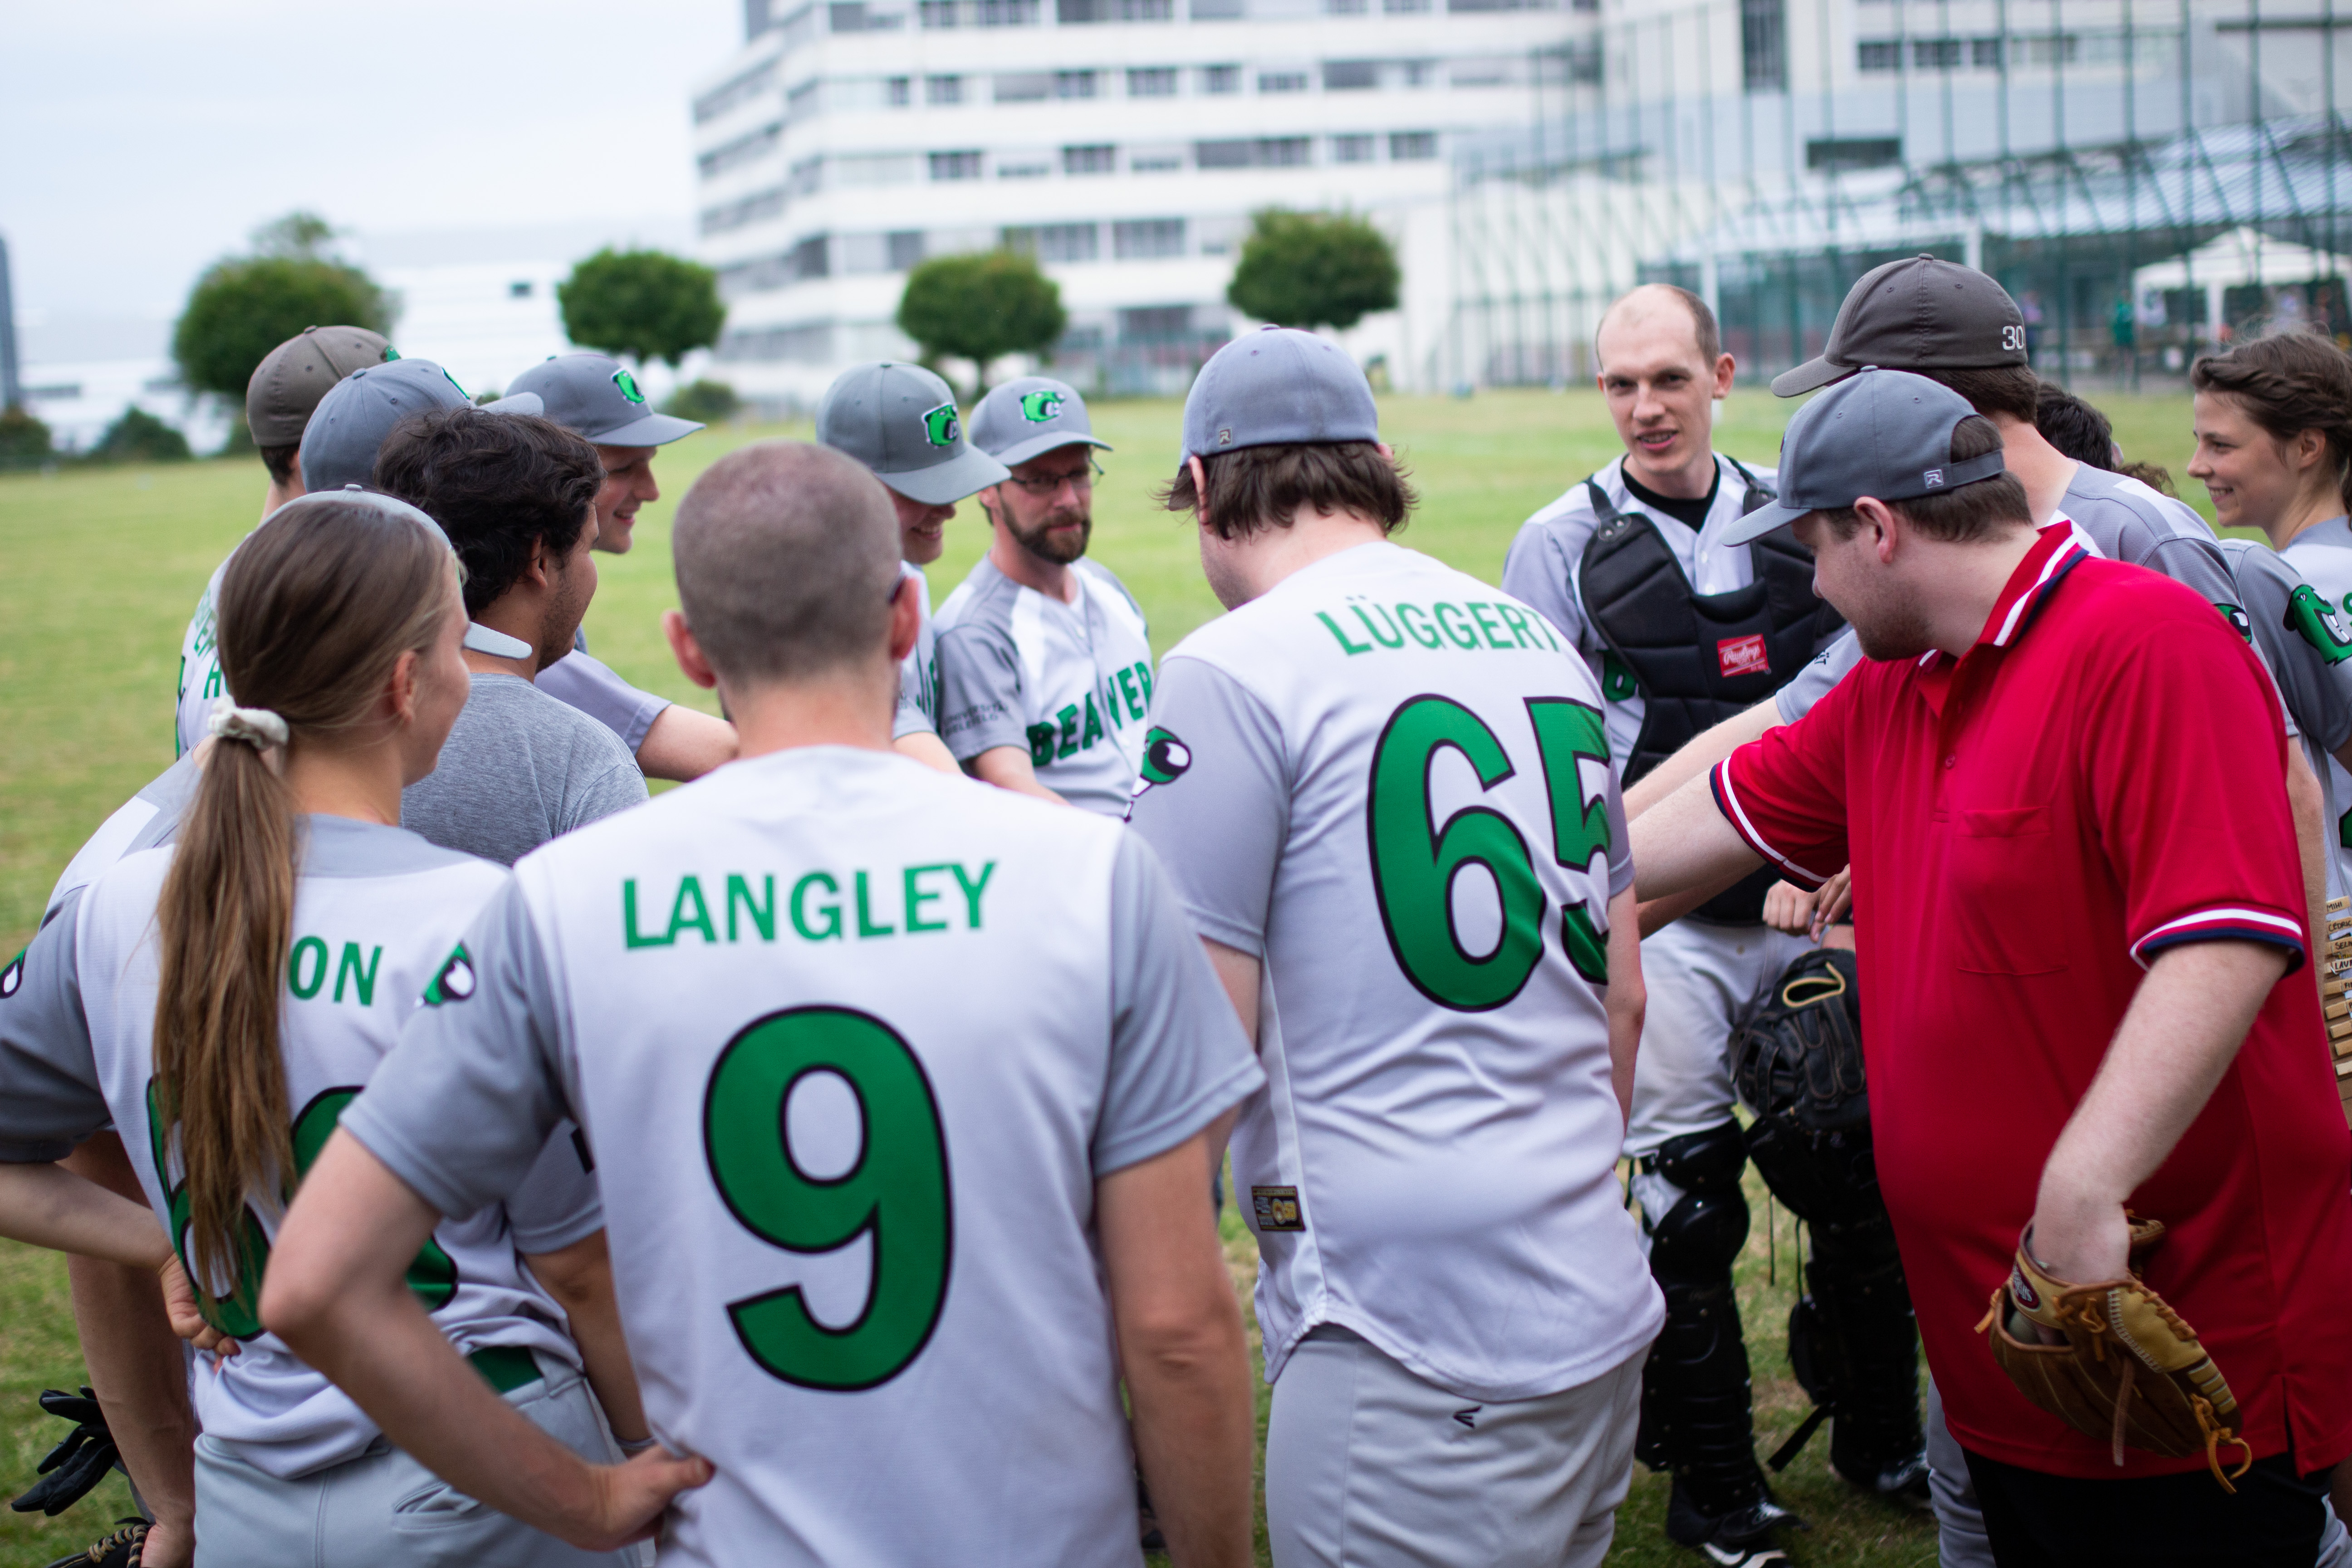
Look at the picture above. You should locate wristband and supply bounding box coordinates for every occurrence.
[617,1435,658,1456]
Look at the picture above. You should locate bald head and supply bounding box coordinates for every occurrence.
[1595,284,1720,372]
[673,440,901,687]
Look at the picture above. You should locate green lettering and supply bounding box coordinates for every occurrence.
[1315,610,1373,656]
[1080,694,1104,749]
[904,865,951,933]
[727,874,776,942]
[1139,663,1152,707]
[624,879,674,948]
[951,861,996,928]
[288,936,328,999]
[1117,666,1144,721]
[1561,904,1610,985]
[790,872,843,941]
[1026,723,1057,766]
[1469,602,1512,649]
[856,871,895,937]
[1396,603,1441,649]
[1496,604,1537,648]
[1432,603,1479,649]
[1055,704,1082,760]
[332,943,382,1006]
[1352,603,1406,649]
[203,667,223,699]
[667,876,718,945]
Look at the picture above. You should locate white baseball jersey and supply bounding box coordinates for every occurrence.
[0,818,597,1480]
[1127,540,1664,1402]
[45,755,201,919]
[895,561,940,740]
[341,747,1262,1567]
[2281,517,2352,888]
[1500,453,1785,773]
[175,553,234,758]
[934,556,1154,814]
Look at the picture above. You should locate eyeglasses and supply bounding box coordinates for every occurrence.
[1004,462,1100,497]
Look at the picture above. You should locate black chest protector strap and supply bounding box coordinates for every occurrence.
[1580,461,1844,924]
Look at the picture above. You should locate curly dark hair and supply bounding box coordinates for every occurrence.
[372,408,603,617]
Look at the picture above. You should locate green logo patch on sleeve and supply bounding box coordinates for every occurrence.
[422,944,475,1005]
[1140,726,1191,785]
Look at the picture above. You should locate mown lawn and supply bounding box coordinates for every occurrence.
[0,385,2205,1563]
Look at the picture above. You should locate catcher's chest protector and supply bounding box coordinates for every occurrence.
[1579,469,1843,922]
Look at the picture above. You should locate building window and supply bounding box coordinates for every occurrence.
[1389,130,1436,159]
[1740,0,1785,90]
[1196,136,1312,167]
[998,158,1051,177]
[1130,148,1184,172]
[791,235,832,278]
[701,186,790,235]
[1972,36,2004,66]
[1201,64,1241,93]
[1064,143,1117,174]
[789,155,825,194]
[1114,218,1186,258]
[995,72,1053,101]
[1806,137,1902,171]
[1005,223,1101,262]
[889,230,926,269]
[1259,70,1308,92]
[1121,305,1192,341]
[1191,0,1243,15]
[1056,69,1099,97]
[1401,59,1436,85]
[1332,132,1375,162]
[717,322,836,363]
[1128,66,1177,95]
[1323,60,1378,89]
[930,149,984,179]
[887,75,912,103]
[508,280,534,299]
[926,74,964,103]
[698,122,783,179]
[919,0,1038,24]
[1382,0,1431,10]
[1327,0,1368,11]
[695,60,778,122]
[830,2,907,28]
[1058,0,1172,17]
[1857,39,1899,70]
[1912,36,1963,68]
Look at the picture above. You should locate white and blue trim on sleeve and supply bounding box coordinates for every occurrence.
[1707,759,1831,889]
[2130,905,2308,973]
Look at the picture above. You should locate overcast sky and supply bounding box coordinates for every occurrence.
[5,0,739,322]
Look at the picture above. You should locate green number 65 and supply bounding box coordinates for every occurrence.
[703,1007,953,1391]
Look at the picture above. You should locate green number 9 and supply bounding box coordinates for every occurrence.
[704,1007,952,1391]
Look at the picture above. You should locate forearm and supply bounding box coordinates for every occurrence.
[0,1161,172,1267]
[635,704,737,783]
[892,729,961,775]
[2288,746,2329,1011]
[1602,887,1644,1127]
[1201,938,1260,1046]
[1622,699,1779,819]
[524,1234,647,1444]
[2034,940,2288,1278]
[1629,772,1764,902]
[969,746,1069,804]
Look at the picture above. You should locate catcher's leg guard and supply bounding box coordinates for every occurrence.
[1637,1122,1787,1549]
[1747,1119,1926,1502]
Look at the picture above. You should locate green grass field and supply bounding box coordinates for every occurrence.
[0,387,2209,1564]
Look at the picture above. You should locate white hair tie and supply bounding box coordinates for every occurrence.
[206,699,290,751]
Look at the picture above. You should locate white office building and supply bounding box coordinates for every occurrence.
[688,0,1583,402]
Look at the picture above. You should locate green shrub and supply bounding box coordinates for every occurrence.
[664,379,742,424]
[89,407,192,465]
[0,403,53,471]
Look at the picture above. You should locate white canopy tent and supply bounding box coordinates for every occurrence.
[2131,227,2352,335]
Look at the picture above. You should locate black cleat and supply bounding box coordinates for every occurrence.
[42,1517,146,1568]
[1835,1448,1933,1509]
[1666,1482,1798,1567]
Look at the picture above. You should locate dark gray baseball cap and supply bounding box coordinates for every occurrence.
[508,351,704,447]
[1721,368,2007,544]
[1181,326,1377,464]
[970,376,1112,468]
[817,362,1009,505]
[298,359,543,493]
[246,326,396,446]
[1773,255,2029,397]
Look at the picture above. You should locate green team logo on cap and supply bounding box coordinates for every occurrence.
[2288,584,2352,666]
[1140,727,1191,785]
[921,402,961,446]
[422,944,475,1006]
[382,346,401,362]
[441,368,470,400]
[612,368,646,405]
[1019,389,1064,423]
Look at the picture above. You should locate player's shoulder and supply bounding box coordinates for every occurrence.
[1513,465,1615,554]
[480,674,638,766]
[2283,518,2352,589]
[2069,552,2246,642]
[300,815,506,887]
[2066,466,2213,540]
[934,556,1018,634]
[1076,557,1144,613]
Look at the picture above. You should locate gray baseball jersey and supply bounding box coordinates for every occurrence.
[1501,453,1801,773]
[895,561,940,740]
[45,755,201,920]
[2280,518,2352,887]
[340,748,1262,1567]
[0,818,597,1480]
[934,557,1154,815]
[175,554,232,759]
[2219,536,2352,899]
[1126,540,1663,1403]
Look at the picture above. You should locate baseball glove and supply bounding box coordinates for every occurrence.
[10,1389,120,1516]
[1977,1219,2253,1489]
[1733,947,1867,1135]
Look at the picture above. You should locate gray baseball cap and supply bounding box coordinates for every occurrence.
[509,352,704,448]
[970,377,1113,469]
[817,362,1009,505]
[1773,255,2029,397]
[298,359,543,493]
[1721,368,2007,544]
[1181,326,1377,464]
[246,326,396,446]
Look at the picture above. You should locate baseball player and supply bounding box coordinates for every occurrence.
[506,351,738,783]
[1128,328,1661,1567]
[1499,285,1874,1564]
[257,441,1260,1567]
[1,493,642,1567]
[817,361,1011,775]
[174,325,399,758]
[934,377,1153,813]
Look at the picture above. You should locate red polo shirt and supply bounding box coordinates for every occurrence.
[1714,527,2352,1478]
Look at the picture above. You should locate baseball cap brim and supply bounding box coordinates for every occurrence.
[991,432,1113,469]
[883,445,1013,505]
[583,411,705,447]
[1718,499,1814,546]
[482,392,544,416]
[1770,356,1857,398]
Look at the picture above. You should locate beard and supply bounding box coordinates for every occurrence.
[1009,504,1092,565]
[1848,595,1936,662]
